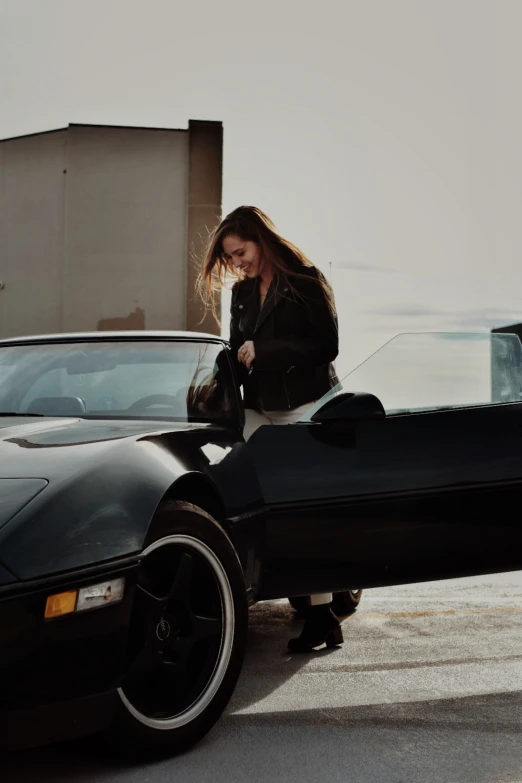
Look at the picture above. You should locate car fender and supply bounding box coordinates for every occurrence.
[0,436,202,580]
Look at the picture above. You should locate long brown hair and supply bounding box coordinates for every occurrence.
[198,206,335,323]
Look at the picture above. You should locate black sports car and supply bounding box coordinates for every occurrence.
[1,329,522,756]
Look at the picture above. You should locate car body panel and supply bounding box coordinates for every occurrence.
[0,563,16,586]
[0,478,49,530]
[0,560,137,709]
[0,691,118,752]
[245,401,522,598]
[0,555,136,751]
[0,417,265,581]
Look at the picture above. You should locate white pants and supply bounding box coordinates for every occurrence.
[244,406,333,607]
[243,402,312,439]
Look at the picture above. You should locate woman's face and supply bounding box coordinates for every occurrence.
[222,234,264,278]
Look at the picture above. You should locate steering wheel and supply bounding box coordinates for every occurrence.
[126,394,181,414]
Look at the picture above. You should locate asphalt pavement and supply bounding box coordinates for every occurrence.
[4,572,522,783]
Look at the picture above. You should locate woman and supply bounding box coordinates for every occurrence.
[201,205,343,652]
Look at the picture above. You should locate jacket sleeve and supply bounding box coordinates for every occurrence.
[254,276,339,370]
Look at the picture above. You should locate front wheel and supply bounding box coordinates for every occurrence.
[289,590,363,617]
[107,501,248,758]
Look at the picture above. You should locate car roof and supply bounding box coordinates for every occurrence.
[0,330,227,346]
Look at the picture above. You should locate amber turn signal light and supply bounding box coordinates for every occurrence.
[44,590,78,619]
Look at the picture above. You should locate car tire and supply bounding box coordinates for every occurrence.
[107,500,248,758]
[331,589,363,616]
[288,590,363,617]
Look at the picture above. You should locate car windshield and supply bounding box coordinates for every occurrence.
[300,332,522,420]
[0,340,238,422]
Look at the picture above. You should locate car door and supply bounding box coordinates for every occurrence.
[243,332,522,599]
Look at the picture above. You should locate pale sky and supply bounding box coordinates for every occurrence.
[2,0,521,378]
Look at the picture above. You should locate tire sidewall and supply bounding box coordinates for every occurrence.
[108,501,248,757]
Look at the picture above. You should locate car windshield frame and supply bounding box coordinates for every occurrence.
[0,337,242,426]
[299,331,522,421]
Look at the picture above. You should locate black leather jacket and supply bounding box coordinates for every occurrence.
[229,267,339,411]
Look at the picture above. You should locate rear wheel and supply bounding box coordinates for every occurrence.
[289,590,363,617]
[332,589,362,616]
[108,501,247,758]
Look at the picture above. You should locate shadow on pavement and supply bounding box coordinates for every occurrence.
[3,690,522,783]
[3,600,522,782]
[227,598,346,712]
[224,688,522,733]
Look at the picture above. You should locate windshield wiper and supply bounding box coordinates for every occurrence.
[0,412,46,417]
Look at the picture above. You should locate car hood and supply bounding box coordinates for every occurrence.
[0,416,202,479]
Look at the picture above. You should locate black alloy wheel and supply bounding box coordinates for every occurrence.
[108,502,247,758]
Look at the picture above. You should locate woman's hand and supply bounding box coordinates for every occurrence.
[238,341,256,369]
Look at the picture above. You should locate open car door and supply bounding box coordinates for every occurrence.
[244,332,522,600]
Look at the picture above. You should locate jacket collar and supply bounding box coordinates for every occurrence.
[234,276,289,334]
[233,278,258,335]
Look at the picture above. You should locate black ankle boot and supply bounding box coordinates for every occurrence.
[288,604,344,652]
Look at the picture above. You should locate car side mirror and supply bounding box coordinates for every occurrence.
[310,392,386,424]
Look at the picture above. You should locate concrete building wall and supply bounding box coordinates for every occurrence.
[63,124,188,332]
[0,121,222,338]
[0,130,67,338]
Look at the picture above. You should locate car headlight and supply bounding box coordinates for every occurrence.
[44,578,126,620]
